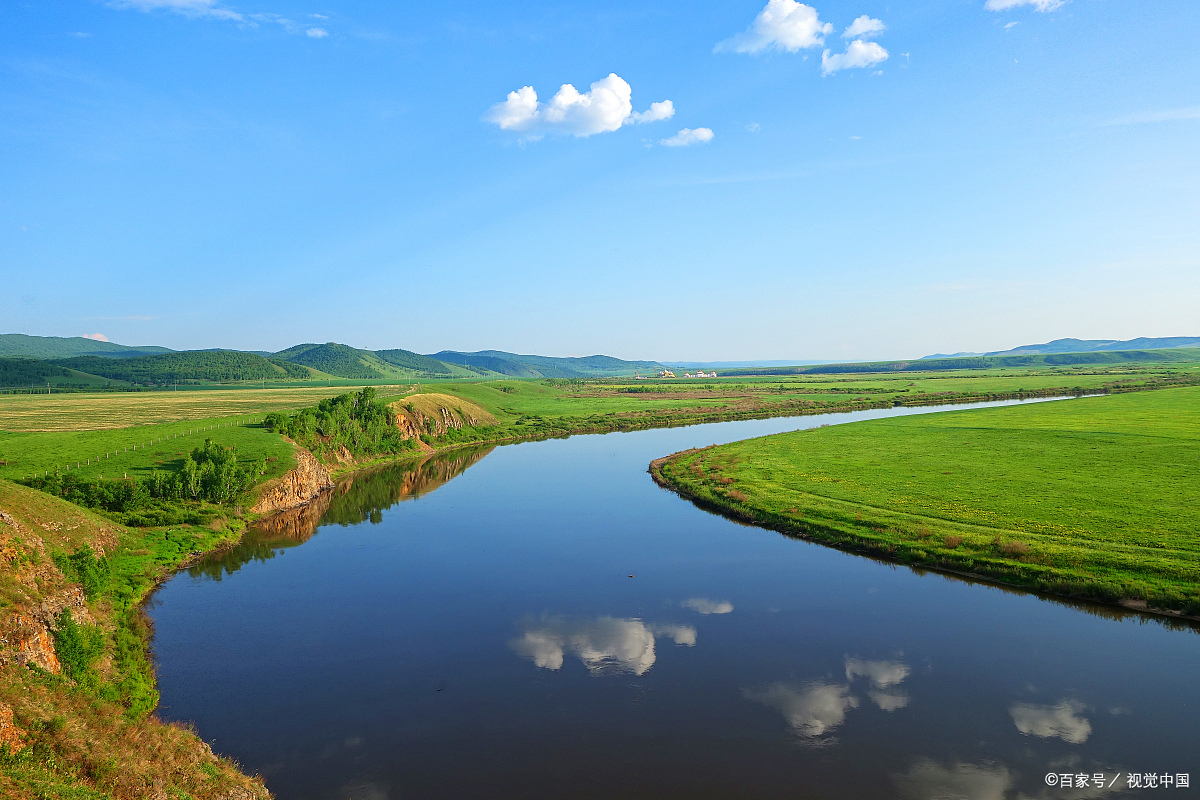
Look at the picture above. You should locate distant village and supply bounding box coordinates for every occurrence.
[633,369,718,380]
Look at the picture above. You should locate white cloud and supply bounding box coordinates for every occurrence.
[630,100,675,124]
[984,0,1065,11]
[1010,700,1092,744]
[843,15,885,38]
[1104,106,1200,126]
[510,616,696,675]
[821,39,888,75]
[681,597,733,614]
[1005,21,1020,28]
[110,0,334,37]
[660,127,714,147]
[715,0,832,54]
[486,74,672,139]
[746,122,761,132]
[82,333,109,342]
[744,682,858,738]
[109,0,243,21]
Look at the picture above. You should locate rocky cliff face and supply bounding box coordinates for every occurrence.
[250,446,334,515]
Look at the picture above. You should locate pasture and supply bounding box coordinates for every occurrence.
[654,386,1200,614]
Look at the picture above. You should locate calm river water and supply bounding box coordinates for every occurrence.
[150,399,1199,799]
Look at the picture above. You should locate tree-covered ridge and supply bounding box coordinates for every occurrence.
[0,357,75,386]
[429,349,666,378]
[717,348,1200,376]
[0,333,172,359]
[264,387,418,461]
[48,351,310,384]
[374,348,455,375]
[271,343,393,379]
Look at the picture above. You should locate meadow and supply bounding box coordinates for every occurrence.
[3,361,1199,484]
[653,386,1200,615]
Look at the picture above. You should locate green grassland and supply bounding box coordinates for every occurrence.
[3,359,1199,482]
[652,386,1200,616]
[0,417,296,485]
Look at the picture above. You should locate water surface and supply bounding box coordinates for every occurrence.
[151,399,1199,799]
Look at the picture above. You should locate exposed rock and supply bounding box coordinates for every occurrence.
[36,585,95,629]
[5,613,60,673]
[250,447,334,515]
[0,702,25,753]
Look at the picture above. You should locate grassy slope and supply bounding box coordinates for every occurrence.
[653,387,1200,615]
[0,480,268,799]
[0,418,296,485]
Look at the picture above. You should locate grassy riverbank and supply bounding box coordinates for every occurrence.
[652,387,1200,617]
[0,480,269,798]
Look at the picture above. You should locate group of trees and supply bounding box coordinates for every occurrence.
[264,387,417,459]
[0,357,75,387]
[22,439,265,524]
[47,351,309,385]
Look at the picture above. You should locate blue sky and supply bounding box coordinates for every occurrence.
[2,0,1198,361]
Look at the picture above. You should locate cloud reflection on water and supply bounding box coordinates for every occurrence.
[745,656,912,742]
[681,597,734,615]
[894,759,1013,800]
[846,657,911,711]
[510,616,697,675]
[1009,700,1092,744]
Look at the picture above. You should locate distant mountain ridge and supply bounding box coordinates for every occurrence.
[429,350,666,378]
[0,335,668,384]
[923,336,1200,359]
[0,333,172,360]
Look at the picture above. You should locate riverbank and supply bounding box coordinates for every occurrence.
[0,479,271,798]
[650,387,1200,622]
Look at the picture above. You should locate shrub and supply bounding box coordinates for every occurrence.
[52,609,106,681]
[51,545,110,600]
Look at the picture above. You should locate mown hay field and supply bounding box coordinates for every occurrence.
[0,385,413,432]
[654,386,1200,614]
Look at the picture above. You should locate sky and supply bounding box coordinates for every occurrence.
[2,0,1198,361]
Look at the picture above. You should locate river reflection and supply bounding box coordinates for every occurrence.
[189,445,494,581]
[149,402,1200,800]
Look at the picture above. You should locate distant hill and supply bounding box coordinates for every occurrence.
[374,348,457,376]
[0,333,173,360]
[271,343,400,379]
[49,351,310,384]
[719,347,1200,377]
[430,350,665,378]
[923,336,1200,359]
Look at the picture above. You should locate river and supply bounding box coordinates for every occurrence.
[149,398,1199,799]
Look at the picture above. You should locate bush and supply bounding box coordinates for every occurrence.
[52,609,106,681]
[51,545,110,600]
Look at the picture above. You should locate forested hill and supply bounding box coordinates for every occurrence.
[717,348,1200,376]
[923,336,1200,359]
[0,333,172,359]
[48,351,310,384]
[429,350,665,378]
[269,343,469,379]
